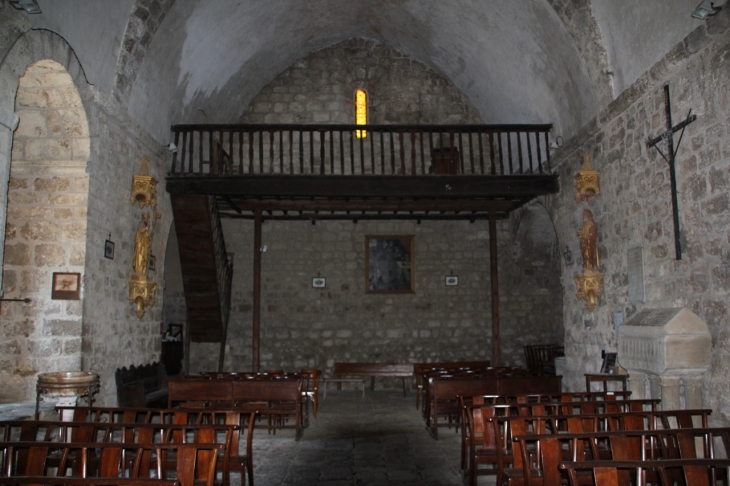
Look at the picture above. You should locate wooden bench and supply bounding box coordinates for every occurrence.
[559,458,730,486]
[166,376,307,441]
[413,360,491,410]
[424,372,563,438]
[115,362,168,408]
[329,362,414,397]
[517,428,730,486]
[0,479,180,486]
[55,405,257,486]
[0,440,224,486]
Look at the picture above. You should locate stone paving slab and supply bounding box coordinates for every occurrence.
[244,390,496,485]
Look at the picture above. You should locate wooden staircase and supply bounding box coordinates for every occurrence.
[170,194,232,344]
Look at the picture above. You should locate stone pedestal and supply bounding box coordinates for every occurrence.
[618,308,710,410]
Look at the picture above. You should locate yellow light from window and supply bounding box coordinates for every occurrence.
[356,89,367,138]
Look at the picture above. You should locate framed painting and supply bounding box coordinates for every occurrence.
[365,235,414,293]
[104,239,115,259]
[51,272,81,300]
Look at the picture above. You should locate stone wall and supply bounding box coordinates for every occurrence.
[546,11,730,423]
[187,215,564,380]
[81,103,172,405]
[239,38,483,126]
[181,38,564,378]
[1,59,89,401]
[0,27,172,405]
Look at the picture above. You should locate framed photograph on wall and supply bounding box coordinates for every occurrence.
[104,239,114,259]
[312,277,326,288]
[445,275,459,286]
[51,272,81,300]
[365,235,414,293]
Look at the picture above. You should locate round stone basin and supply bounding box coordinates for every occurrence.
[37,371,99,396]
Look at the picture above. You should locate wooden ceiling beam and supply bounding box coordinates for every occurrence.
[216,198,515,213]
[220,212,509,221]
[165,174,558,199]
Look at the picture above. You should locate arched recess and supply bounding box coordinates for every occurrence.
[503,202,564,366]
[1,56,90,402]
[162,222,186,329]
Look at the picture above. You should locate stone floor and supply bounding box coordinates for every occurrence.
[249,389,490,486]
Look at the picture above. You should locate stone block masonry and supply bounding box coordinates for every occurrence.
[239,38,483,126]
[188,217,563,385]
[545,12,730,419]
[1,59,89,402]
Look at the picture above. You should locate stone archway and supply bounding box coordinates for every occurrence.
[502,203,564,366]
[0,59,90,402]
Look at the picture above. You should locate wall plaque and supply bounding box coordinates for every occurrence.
[628,246,645,303]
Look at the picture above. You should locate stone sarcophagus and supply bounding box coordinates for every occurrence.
[618,307,710,410]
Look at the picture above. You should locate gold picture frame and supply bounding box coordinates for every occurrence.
[51,272,81,300]
[365,235,414,293]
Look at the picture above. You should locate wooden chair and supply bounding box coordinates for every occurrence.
[559,459,730,486]
[585,373,629,393]
[300,369,321,418]
[461,399,500,486]
[0,478,180,486]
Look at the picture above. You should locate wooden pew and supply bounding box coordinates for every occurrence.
[512,428,730,486]
[0,441,224,486]
[0,420,242,485]
[52,408,258,486]
[167,375,306,440]
[414,360,491,409]
[167,378,234,408]
[331,362,414,396]
[232,378,305,441]
[0,479,180,486]
[559,458,730,486]
[425,373,563,438]
[459,403,691,486]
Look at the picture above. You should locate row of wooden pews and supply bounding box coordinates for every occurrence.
[0,369,322,486]
[0,410,256,486]
[167,370,317,441]
[457,389,729,485]
[416,364,563,438]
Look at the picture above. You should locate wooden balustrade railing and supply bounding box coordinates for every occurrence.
[170,124,553,177]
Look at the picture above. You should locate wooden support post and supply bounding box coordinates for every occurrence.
[489,208,500,366]
[252,209,262,372]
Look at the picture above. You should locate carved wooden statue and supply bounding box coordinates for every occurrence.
[577,208,599,272]
[130,211,161,318]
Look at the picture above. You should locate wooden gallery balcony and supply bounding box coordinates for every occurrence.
[166,124,559,220]
[166,123,559,352]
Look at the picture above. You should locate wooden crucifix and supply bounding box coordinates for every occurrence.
[646,85,697,260]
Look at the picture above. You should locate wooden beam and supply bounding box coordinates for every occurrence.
[220,212,510,221]
[220,198,515,213]
[489,208,500,367]
[252,209,262,372]
[165,174,559,199]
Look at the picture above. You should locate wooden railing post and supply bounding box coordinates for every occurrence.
[489,208,500,367]
[252,209,262,373]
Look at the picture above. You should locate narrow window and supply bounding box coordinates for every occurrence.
[356,89,367,138]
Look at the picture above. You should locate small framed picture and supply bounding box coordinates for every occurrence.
[149,255,156,272]
[104,239,115,259]
[445,275,459,286]
[312,277,326,288]
[51,272,81,300]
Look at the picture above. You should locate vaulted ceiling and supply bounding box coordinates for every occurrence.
[26,0,715,143]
